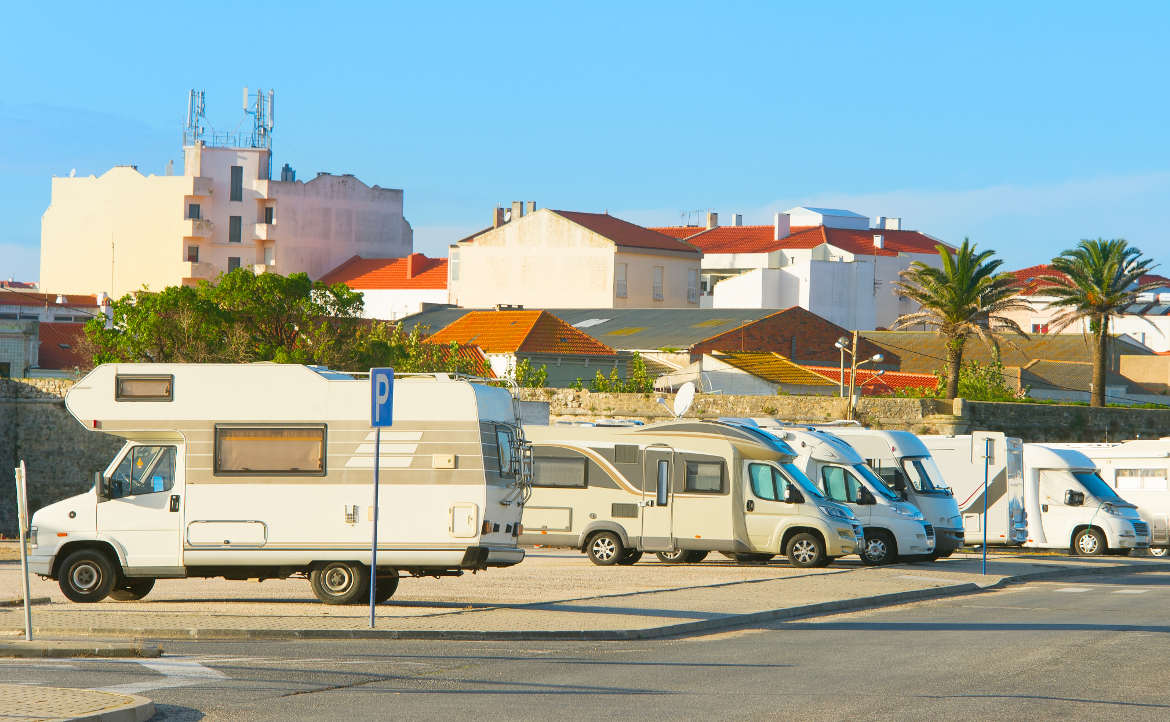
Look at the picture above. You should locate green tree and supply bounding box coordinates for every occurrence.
[1042,239,1158,407]
[893,239,1029,399]
[624,352,654,393]
[512,358,548,388]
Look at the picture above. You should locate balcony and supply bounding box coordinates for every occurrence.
[182,218,213,239]
[188,176,214,197]
[253,222,275,242]
[180,261,217,283]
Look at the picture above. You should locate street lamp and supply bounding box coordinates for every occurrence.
[832,330,885,419]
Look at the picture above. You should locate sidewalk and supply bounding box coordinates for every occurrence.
[0,683,153,722]
[3,550,1165,641]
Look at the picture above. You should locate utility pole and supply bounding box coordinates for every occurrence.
[846,330,859,419]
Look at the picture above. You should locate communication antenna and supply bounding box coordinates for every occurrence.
[242,86,275,149]
[183,89,206,145]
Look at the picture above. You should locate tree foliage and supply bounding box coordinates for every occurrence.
[893,238,1030,399]
[576,353,655,393]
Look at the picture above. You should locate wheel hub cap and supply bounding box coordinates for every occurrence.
[593,539,615,560]
[793,541,815,563]
[71,563,99,592]
[324,567,352,592]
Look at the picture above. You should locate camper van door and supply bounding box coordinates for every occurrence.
[96,443,184,574]
[641,448,674,551]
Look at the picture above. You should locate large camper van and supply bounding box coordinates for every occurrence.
[743,424,936,564]
[27,364,531,604]
[919,433,1028,547]
[1046,439,1170,556]
[518,420,863,568]
[808,426,965,557]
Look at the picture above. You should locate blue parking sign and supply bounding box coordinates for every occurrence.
[370,368,394,427]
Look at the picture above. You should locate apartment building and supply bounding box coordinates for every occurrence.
[448,203,701,309]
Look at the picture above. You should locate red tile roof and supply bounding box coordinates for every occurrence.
[551,211,701,254]
[37,322,88,370]
[0,288,99,308]
[649,225,706,240]
[1011,265,1170,295]
[421,342,495,378]
[318,254,448,290]
[428,310,616,356]
[678,225,948,257]
[804,365,938,395]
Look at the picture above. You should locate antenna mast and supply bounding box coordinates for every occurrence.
[243,87,275,149]
[183,89,206,145]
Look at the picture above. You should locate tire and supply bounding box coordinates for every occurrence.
[733,553,775,563]
[373,572,400,603]
[1071,527,1106,556]
[58,549,118,603]
[586,532,624,566]
[860,530,897,565]
[1150,547,1169,558]
[655,550,707,564]
[109,578,156,601]
[617,549,644,565]
[310,561,370,604]
[786,532,827,568]
[687,551,709,563]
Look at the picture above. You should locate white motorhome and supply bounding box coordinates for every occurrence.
[738,422,935,565]
[809,425,965,558]
[1020,444,1150,555]
[518,420,863,568]
[919,432,1028,547]
[28,363,531,604]
[1046,438,1170,555]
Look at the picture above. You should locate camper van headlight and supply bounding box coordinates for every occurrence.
[894,504,925,521]
[818,504,857,522]
[1102,504,1127,518]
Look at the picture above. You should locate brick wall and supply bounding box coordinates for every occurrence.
[690,307,896,367]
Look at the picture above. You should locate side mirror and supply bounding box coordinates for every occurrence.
[95,471,108,502]
[892,475,906,492]
[1064,489,1085,506]
[858,486,876,505]
[784,485,804,504]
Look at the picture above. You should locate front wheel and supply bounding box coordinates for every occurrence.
[109,578,156,601]
[860,531,897,565]
[586,532,624,566]
[786,533,827,568]
[58,549,118,603]
[1072,528,1106,556]
[1150,547,1169,558]
[310,561,370,604]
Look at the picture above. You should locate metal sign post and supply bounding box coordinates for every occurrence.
[368,368,394,629]
[982,438,991,576]
[15,461,33,641]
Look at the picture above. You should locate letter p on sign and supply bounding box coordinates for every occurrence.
[370,368,394,427]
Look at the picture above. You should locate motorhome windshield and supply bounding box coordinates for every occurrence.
[1071,470,1126,504]
[853,464,901,500]
[779,462,826,499]
[902,456,952,494]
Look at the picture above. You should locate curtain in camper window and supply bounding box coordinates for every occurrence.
[216,426,325,474]
[748,464,778,501]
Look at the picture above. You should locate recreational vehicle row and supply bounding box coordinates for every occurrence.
[28,364,531,604]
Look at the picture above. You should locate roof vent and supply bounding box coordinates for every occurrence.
[54,294,66,304]
[730,213,743,227]
[706,211,719,229]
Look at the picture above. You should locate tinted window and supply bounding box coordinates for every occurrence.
[533,456,585,488]
[749,463,777,501]
[216,426,325,475]
[496,427,516,478]
[685,461,724,493]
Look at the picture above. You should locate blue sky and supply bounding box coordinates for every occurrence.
[3,1,1168,283]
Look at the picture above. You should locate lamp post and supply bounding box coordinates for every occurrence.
[835,330,883,420]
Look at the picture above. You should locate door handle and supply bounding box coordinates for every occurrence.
[169,495,180,512]
[746,500,755,512]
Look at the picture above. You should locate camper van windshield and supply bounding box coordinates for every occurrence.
[1071,470,1126,504]
[853,464,900,500]
[780,462,825,499]
[902,456,951,494]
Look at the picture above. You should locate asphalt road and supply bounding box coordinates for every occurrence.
[4,570,1170,721]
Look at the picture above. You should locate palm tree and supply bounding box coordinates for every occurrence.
[893,239,1029,399]
[1041,239,1157,407]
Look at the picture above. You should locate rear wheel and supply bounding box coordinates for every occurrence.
[373,572,400,603]
[655,550,707,564]
[58,549,118,603]
[1072,528,1106,556]
[586,532,624,566]
[109,578,156,601]
[786,533,827,568]
[310,561,370,604]
[860,530,897,565]
[617,549,644,565]
[1150,547,1169,558]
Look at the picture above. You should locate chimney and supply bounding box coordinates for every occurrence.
[730,213,743,227]
[873,234,885,249]
[405,253,421,279]
[492,206,505,228]
[883,217,902,230]
[512,201,524,220]
[526,201,536,215]
[706,211,719,229]
[773,212,790,241]
[876,216,886,229]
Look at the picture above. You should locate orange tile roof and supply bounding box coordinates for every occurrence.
[37,322,88,370]
[0,288,99,308]
[428,310,616,356]
[676,224,948,257]
[1011,264,1170,295]
[318,254,448,290]
[551,211,701,254]
[804,365,939,395]
[649,225,706,240]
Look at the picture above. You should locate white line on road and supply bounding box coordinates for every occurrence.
[97,656,228,695]
[1113,589,1149,594]
[1054,587,1091,593]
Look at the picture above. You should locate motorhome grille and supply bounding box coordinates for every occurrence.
[611,503,638,518]
[1132,521,1150,536]
[614,445,639,464]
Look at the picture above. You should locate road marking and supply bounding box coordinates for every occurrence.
[97,656,228,695]
[1113,589,1149,594]
[1054,587,1090,593]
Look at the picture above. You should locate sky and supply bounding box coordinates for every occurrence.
[2,1,1169,283]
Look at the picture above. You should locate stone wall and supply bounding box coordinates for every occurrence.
[961,399,1170,443]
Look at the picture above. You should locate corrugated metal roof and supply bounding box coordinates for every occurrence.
[716,352,836,386]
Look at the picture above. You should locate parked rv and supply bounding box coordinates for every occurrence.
[1041,441,1165,555]
[917,432,1029,548]
[808,425,965,558]
[28,364,531,604]
[726,421,936,564]
[518,420,863,568]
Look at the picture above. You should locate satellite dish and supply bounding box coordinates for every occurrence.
[673,381,696,418]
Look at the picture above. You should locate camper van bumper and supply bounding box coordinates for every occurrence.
[934,526,965,553]
[464,545,525,569]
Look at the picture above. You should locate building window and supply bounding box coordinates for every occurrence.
[230,165,243,201]
[263,205,274,224]
[652,266,664,301]
[187,245,199,263]
[687,268,699,304]
[215,425,326,476]
[615,263,628,298]
[228,257,241,272]
[187,203,201,219]
[449,249,460,282]
[1031,322,1049,334]
[228,215,242,243]
[263,245,274,266]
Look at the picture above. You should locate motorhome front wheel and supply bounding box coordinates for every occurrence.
[786,533,827,568]
[59,549,118,603]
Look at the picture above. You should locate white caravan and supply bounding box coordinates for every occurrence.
[810,425,965,558]
[737,422,936,564]
[919,432,1028,547]
[518,420,863,568]
[1045,439,1170,555]
[1024,442,1154,555]
[28,363,531,604]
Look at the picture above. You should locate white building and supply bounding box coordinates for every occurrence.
[318,253,449,321]
[652,207,946,330]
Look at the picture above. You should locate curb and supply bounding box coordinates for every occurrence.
[0,641,163,658]
[0,596,51,607]
[69,694,155,722]
[5,560,1166,643]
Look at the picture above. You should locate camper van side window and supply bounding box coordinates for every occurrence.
[685,461,724,493]
[215,426,326,475]
[533,456,587,488]
[1117,468,1169,491]
[108,446,176,499]
[748,464,778,501]
[495,426,517,478]
[115,375,174,402]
